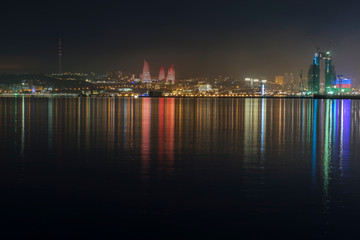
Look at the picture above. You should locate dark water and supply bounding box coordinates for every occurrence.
[1,96,360,238]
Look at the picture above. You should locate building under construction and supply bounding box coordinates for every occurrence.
[308,51,336,94]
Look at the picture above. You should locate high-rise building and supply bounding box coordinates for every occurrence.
[166,64,175,84]
[142,60,151,83]
[275,76,284,85]
[308,53,320,93]
[299,70,304,92]
[324,52,336,93]
[307,51,336,94]
[289,72,295,91]
[284,73,289,86]
[158,66,166,81]
[289,73,294,86]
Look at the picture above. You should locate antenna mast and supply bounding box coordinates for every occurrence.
[58,38,62,74]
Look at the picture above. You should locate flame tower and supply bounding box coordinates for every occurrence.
[142,60,151,83]
[158,66,166,81]
[166,64,175,84]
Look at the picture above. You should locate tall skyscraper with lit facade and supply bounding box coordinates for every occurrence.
[307,51,337,94]
[284,73,289,86]
[166,64,175,84]
[142,60,151,83]
[158,66,166,81]
[289,73,294,85]
[324,52,336,93]
[308,53,320,93]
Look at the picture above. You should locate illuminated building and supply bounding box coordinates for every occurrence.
[199,84,212,92]
[166,64,175,84]
[275,76,284,85]
[261,83,265,96]
[284,73,289,85]
[158,66,166,81]
[308,53,320,93]
[331,75,351,93]
[282,72,294,90]
[245,78,259,87]
[142,60,152,83]
[245,78,267,88]
[307,51,336,94]
[324,52,336,93]
[289,73,294,88]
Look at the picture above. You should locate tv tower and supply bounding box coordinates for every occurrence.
[58,38,62,74]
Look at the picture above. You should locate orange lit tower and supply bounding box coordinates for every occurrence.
[142,60,152,83]
[158,66,166,81]
[166,64,175,84]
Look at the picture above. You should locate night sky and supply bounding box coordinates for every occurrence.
[1,0,359,80]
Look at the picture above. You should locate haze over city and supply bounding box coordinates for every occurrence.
[1,0,360,81]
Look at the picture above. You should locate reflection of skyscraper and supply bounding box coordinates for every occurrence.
[341,100,351,177]
[141,98,151,177]
[142,60,151,83]
[260,98,266,164]
[157,98,175,172]
[158,66,166,81]
[158,98,165,170]
[166,64,175,84]
[166,98,175,169]
[244,98,259,160]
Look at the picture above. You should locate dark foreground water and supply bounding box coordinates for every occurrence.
[1,96,360,238]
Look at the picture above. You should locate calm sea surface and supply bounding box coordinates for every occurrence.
[1,96,360,238]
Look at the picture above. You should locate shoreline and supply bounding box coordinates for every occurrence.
[0,93,359,99]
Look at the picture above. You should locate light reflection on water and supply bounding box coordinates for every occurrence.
[0,96,360,238]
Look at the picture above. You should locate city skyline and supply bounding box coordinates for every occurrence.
[2,1,360,238]
[1,0,360,81]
